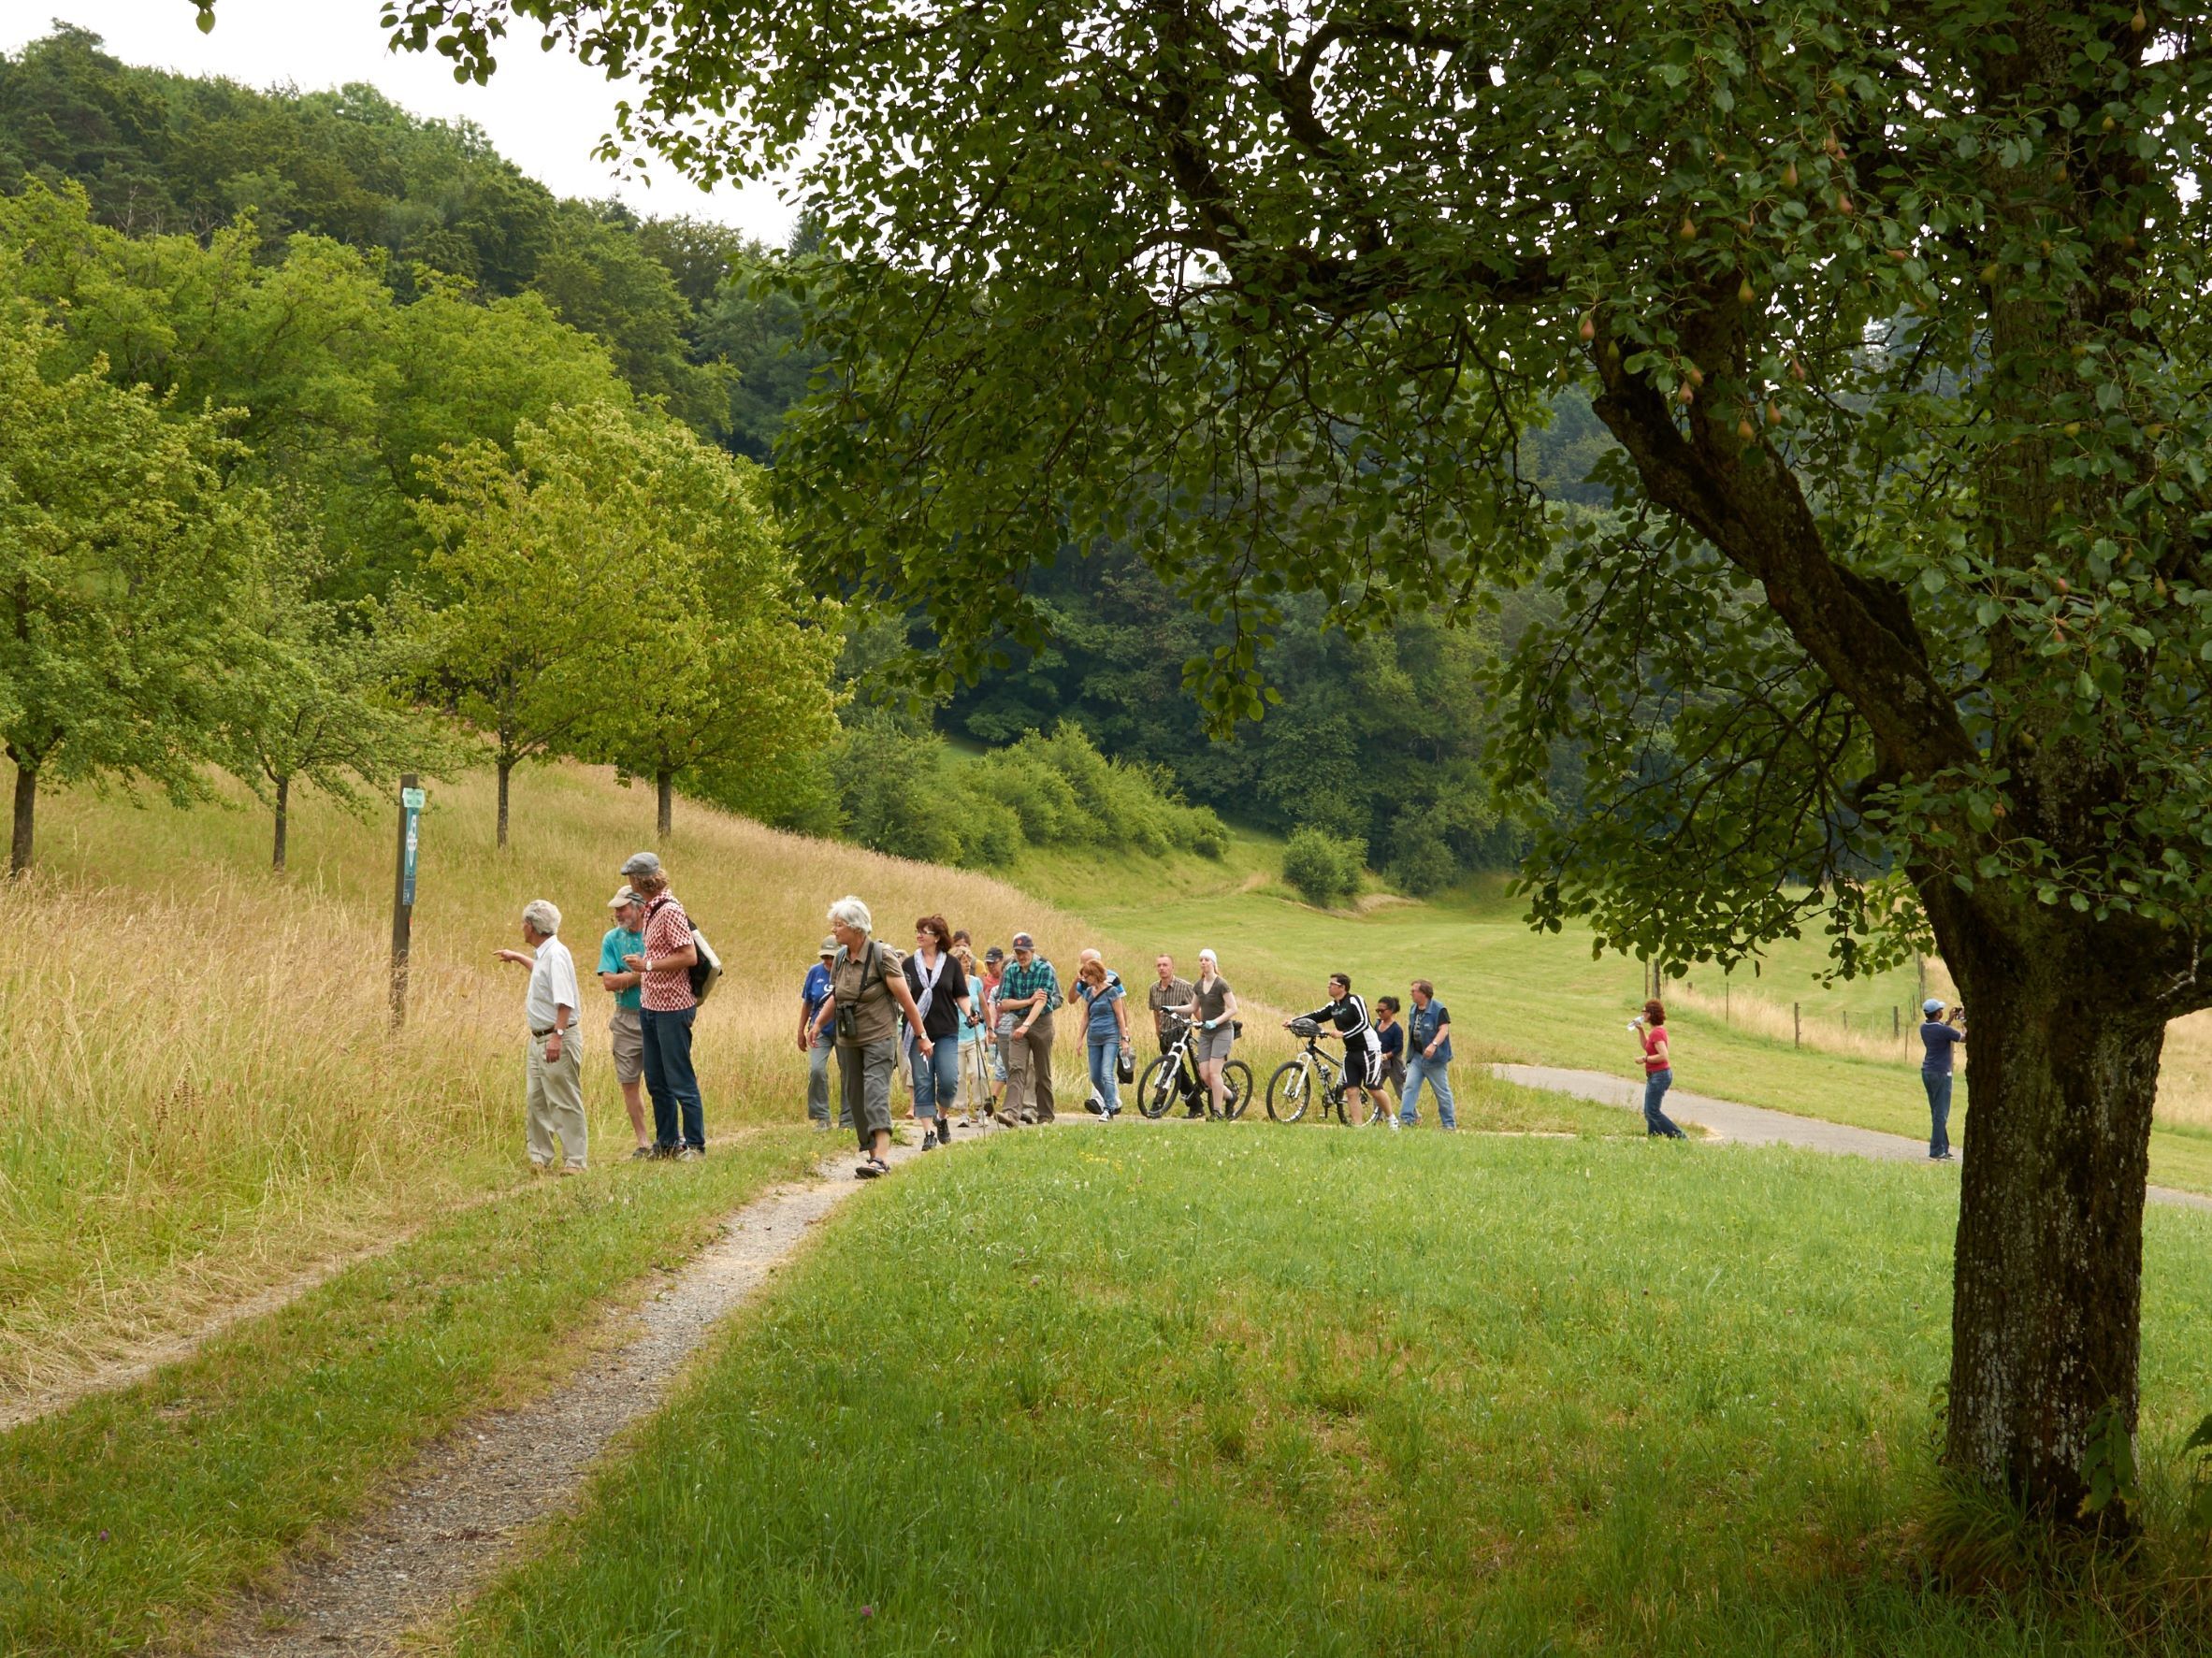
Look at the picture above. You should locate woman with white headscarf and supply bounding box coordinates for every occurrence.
[1165,947,1238,1118]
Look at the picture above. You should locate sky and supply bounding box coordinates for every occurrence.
[3,2,800,243]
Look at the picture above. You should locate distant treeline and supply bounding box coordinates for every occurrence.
[0,24,1616,893]
[0,23,817,461]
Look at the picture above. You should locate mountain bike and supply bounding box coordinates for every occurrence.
[1266,1018,1384,1124]
[1136,1016,1252,1120]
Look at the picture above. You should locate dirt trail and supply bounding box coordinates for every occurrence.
[204,1124,1005,1657]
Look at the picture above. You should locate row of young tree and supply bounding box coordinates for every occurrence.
[0,180,838,872]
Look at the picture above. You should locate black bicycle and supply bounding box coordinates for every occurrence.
[1265,1017,1380,1124]
[1137,1016,1253,1120]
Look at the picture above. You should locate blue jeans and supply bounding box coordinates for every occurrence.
[1923,1070,1953,1157]
[641,1006,704,1150]
[907,1033,961,1119]
[1400,1056,1456,1129]
[1642,1068,1684,1138]
[1088,1036,1124,1115]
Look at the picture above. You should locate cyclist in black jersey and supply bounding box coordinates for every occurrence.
[1288,973,1395,1129]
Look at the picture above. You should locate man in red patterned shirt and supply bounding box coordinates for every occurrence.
[618,850,705,1159]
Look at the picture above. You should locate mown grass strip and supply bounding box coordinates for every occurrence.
[0,1129,822,1656]
[450,1131,2212,1657]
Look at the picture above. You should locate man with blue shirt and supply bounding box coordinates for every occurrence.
[797,936,847,1131]
[1402,979,1457,1130]
[598,887,653,1160]
[1919,997,1965,1161]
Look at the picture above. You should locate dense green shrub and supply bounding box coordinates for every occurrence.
[819,718,1223,869]
[1282,827,1364,907]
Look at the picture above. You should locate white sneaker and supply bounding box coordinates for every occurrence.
[1388,1116,1402,1132]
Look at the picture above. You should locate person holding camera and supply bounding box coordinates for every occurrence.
[1632,1000,1686,1140]
[814,896,936,1179]
[1918,997,1965,1161]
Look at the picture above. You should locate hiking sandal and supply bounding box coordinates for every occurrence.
[855,1156,890,1179]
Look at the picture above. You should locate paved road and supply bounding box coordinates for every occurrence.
[1492,1062,2212,1214]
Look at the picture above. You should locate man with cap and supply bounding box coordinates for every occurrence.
[618,850,705,1160]
[796,935,848,1132]
[996,930,1062,1125]
[598,886,654,1158]
[1918,997,1966,1161]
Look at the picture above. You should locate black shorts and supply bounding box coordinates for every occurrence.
[1342,1032,1383,1090]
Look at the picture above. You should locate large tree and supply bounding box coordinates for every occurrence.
[559,410,844,839]
[342,0,2210,1523]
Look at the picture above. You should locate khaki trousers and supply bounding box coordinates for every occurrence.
[1004,1010,1058,1122]
[527,1031,587,1168]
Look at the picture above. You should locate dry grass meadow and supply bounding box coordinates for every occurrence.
[0,760,1257,1409]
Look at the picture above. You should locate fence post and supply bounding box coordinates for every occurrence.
[1794,1002,1800,1048]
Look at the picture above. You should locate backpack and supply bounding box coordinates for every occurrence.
[688,923,723,1004]
[648,896,723,1005]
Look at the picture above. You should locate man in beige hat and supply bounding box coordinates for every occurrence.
[598,886,654,1159]
[797,934,848,1131]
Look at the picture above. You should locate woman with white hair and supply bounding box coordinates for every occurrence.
[494,899,586,1173]
[809,895,936,1178]
[1165,947,1238,1119]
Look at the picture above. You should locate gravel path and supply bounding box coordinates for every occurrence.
[1492,1061,2212,1213]
[205,1122,1010,1657]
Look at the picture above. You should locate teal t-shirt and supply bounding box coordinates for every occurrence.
[599,926,644,1011]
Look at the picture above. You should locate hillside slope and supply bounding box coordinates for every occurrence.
[0,762,1188,1402]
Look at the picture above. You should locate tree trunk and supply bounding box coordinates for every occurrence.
[272,774,290,873]
[1931,891,2163,1524]
[8,759,33,878]
[656,769,672,842]
[497,757,512,849]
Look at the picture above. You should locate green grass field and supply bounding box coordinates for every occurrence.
[0,1130,821,1655]
[1009,845,2212,1194]
[445,1129,2212,1656]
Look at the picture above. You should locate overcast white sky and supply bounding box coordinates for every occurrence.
[3,2,800,243]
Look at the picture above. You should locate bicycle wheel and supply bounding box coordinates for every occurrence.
[1222,1060,1254,1119]
[1266,1060,1312,1122]
[1137,1056,1181,1119]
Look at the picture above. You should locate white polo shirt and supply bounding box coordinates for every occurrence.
[525,935,582,1035]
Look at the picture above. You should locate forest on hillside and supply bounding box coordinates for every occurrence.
[0,24,1614,891]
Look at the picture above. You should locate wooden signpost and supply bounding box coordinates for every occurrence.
[390,774,424,1028]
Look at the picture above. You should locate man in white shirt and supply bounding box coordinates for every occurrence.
[495,898,586,1173]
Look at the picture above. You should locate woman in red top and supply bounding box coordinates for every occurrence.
[1634,999,1686,1140]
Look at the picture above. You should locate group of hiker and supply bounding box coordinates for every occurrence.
[489,870,1968,1175]
[795,903,1469,1175]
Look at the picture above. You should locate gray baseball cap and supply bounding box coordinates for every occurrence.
[608,886,638,909]
[619,850,663,878]
[819,935,838,957]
